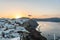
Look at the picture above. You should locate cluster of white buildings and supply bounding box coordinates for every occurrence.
[0,18,30,40]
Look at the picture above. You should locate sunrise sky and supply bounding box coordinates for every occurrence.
[0,0,60,18]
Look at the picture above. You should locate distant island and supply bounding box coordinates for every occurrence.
[33,18,60,22]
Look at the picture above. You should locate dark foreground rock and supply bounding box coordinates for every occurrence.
[25,28,47,40]
[24,19,47,40]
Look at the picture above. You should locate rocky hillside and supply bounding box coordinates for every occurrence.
[0,18,47,40]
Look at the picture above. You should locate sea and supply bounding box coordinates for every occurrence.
[37,21,60,40]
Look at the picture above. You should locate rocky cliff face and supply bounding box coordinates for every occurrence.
[24,19,47,40]
[0,18,47,40]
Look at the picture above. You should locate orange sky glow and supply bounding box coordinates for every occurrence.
[0,0,60,18]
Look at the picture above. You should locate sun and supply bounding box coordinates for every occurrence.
[15,15,22,19]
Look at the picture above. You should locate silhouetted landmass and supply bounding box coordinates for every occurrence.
[33,18,60,22]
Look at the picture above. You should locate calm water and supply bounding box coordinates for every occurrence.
[37,22,60,40]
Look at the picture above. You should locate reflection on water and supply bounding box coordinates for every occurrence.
[37,22,60,40]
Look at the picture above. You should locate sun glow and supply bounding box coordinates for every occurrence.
[15,15,22,19]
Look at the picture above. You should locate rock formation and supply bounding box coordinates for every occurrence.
[24,19,47,40]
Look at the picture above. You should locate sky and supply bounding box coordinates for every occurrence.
[0,0,60,18]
